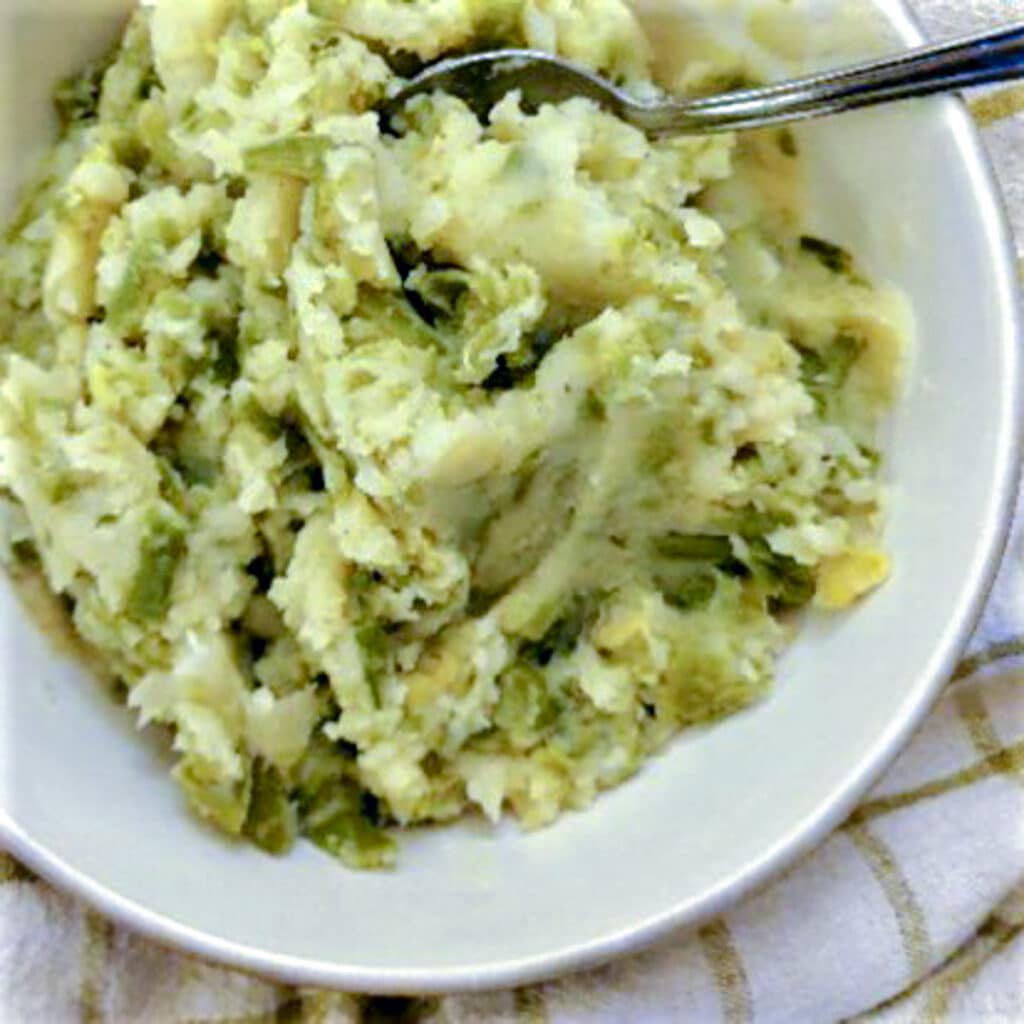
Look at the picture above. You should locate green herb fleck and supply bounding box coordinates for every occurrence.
[583,391,607,422]
[138,69,161,102]
[798,332,865,411]
[10,538,38,565]
[662,569,718,612]
[858,444,882,469]
[777,128,798,158]
[356,622,390,706]
[53,52,114,127]
[112,135,150,175]
[174,453,219,488]
[799,235,855,275]
[521,597,588,666]
[349,569,376,594]
[494,665,560,750]
[481,326,560,392]
[210,327,240,385]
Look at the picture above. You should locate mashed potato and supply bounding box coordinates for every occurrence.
[0,0,905,867]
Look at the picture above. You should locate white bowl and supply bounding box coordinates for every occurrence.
[1,0,1021,995]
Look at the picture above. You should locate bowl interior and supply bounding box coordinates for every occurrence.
[1,0,1019,993]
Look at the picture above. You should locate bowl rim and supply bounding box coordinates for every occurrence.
[3,0,1023,997]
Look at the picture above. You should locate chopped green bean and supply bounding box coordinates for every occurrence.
[243,758,298,855]
[244,134,331,180]
[301,778,396,870]
[717,507,794,539]
[653,533,733,562]
[494,665,560,749]
[174,755,250,835]
[747,539,816,610]
[798,332,865,411]
[127,515,186,621]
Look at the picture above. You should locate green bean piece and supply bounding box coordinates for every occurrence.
[244,134,331,180]
[243,758,298,855]
[494,665,560,750]
[653,533,733,562]
[717,507,794,539]
[356,622,390,707]
[798,332,865,411]
[747,540,816,611]
[301,779,396,871]
[173,755,251,835]
[127,515,186,621]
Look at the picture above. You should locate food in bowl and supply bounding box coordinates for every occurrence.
[0,0,906,868]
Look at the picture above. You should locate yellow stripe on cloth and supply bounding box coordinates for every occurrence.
[80,909,113,1024]
[970,86,1024,127]
[952,638,1024,683]
[0,851,36,884]
[956,689,1001,759]
[955,688,1024,790]
[846,740,1024,826]
[846,825,933,981]
[913,916,1024,1024]
[698,919,753,1024]
[514,986,549,1023]
[297,991,341,1024]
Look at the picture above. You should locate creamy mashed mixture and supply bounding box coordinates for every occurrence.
[0,0,905,867]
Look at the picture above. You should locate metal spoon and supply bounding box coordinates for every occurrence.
[380,22,1024,135]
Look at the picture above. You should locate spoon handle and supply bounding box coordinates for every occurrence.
[645,22,1024,134]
